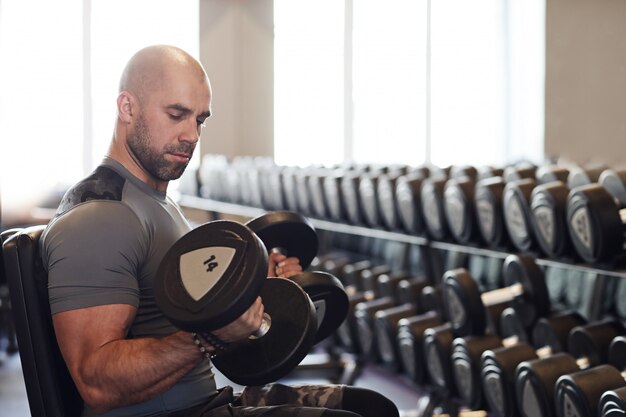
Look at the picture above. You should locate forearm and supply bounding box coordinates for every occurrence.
[77,331,204,412]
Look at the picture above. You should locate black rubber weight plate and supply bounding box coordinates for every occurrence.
[212,278,317,386]
[246,211,318,270]
[154,220,268,332]
[290,271,349,343]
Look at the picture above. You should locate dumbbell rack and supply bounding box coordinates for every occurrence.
[177,194,626,279]
[178,194,626,413]
[178,192,626,342]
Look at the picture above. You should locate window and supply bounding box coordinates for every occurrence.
[274,0,545,168]
[0,0,199,219]
[352,0,428,165]
[274,0,345,167]
[0,0,84,211]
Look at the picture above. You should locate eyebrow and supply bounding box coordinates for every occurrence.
[166,103,211,118]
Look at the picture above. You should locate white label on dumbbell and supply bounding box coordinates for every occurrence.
[522,380,543,417]
[179,247,236,301]
[453,361,472,403]
[476,199,495,239]
[423,196,441,232]
[445,285,466,329]
[445,195,465,238]
[426,344,445,387]
[505,196,528,241]
[569,207,593,252]
[375,320,394,363]
[533,206,554,247]
[399,340,416,379]
[484,374,505,416]
[313,300,326,330]
[562,392,581,417]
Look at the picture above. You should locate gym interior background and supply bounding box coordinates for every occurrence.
[1,1,626,416]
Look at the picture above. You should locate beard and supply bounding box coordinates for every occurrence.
[127,112,195,181]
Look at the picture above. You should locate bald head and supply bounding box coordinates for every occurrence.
[119,45,209,105]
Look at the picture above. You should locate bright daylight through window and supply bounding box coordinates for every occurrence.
[0,0,198,224]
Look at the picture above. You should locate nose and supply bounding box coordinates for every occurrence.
[180,118,201,144]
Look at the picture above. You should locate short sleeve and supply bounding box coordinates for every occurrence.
[43,200,149,315]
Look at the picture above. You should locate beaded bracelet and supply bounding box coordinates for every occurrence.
[191,332,214,360]
[191,332,229,360]
[198,331,230,353]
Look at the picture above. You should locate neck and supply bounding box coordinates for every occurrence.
[107,132,169,193]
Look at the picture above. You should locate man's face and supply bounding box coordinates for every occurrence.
[127,70,211,182]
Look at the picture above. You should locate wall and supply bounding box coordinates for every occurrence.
[199,0,274,158]
[545,0,626,166]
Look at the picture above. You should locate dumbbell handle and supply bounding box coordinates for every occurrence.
[481,282,523,306]
[534,344,592,369]
[250,312,272,339]
[270,247,288,256]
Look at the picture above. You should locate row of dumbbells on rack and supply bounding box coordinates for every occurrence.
[184,154,626,267]
[310,249,626,417]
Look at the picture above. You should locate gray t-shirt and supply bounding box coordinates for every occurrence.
[41,158,217,417]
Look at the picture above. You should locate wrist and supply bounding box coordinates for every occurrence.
[191,332,229,360]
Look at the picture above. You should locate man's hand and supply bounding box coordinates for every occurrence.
[211,296,264,343]
[267,253,303,278]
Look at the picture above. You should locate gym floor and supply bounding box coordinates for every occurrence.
[0,351,423,417]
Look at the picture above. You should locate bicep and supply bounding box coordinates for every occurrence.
[53,304,137,374]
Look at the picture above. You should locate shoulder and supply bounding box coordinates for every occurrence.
[55,165,126,216]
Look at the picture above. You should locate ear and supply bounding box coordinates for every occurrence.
[117,91,135,124]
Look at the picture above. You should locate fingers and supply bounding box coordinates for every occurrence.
[213,297,264,342]
[275,257,303,278]
[268,252,302,278]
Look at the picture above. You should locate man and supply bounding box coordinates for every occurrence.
[42,45,398,417]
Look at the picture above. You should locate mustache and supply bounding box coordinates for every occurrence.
[164,143,196,155]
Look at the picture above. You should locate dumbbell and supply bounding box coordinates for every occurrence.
[529,164,606,260]
[474,176,515,250]
[245,211,349,344]
[322,168,349,222]
[293,166,318,216]
[443,175,484,246]
[198,153,231,202]
[373,276,438,372]
[334,260,387,353]
[341,169,371,226]
[155,220,317,386]
[265,165,287,211]
[395,172,429,235]
[279,165,302,213]
[306,167,332,219]
[598,385,626,417]
[377,170,411,231]
[442,254,550,338]
[503,163,537,183]
[469,164,534,250]
[553,332,626,417]
[352,265,417,362]
[404,265,503,392]
[423,279,527,401]
[419,255,549,402]
[502,177,542,253]
[476,311,587,417]
[155,212,348,385]
[566,168,626,264]
[448,306,558,410]
[359,168,407,229]
[420,166,477,241]
[514,320,625,417]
